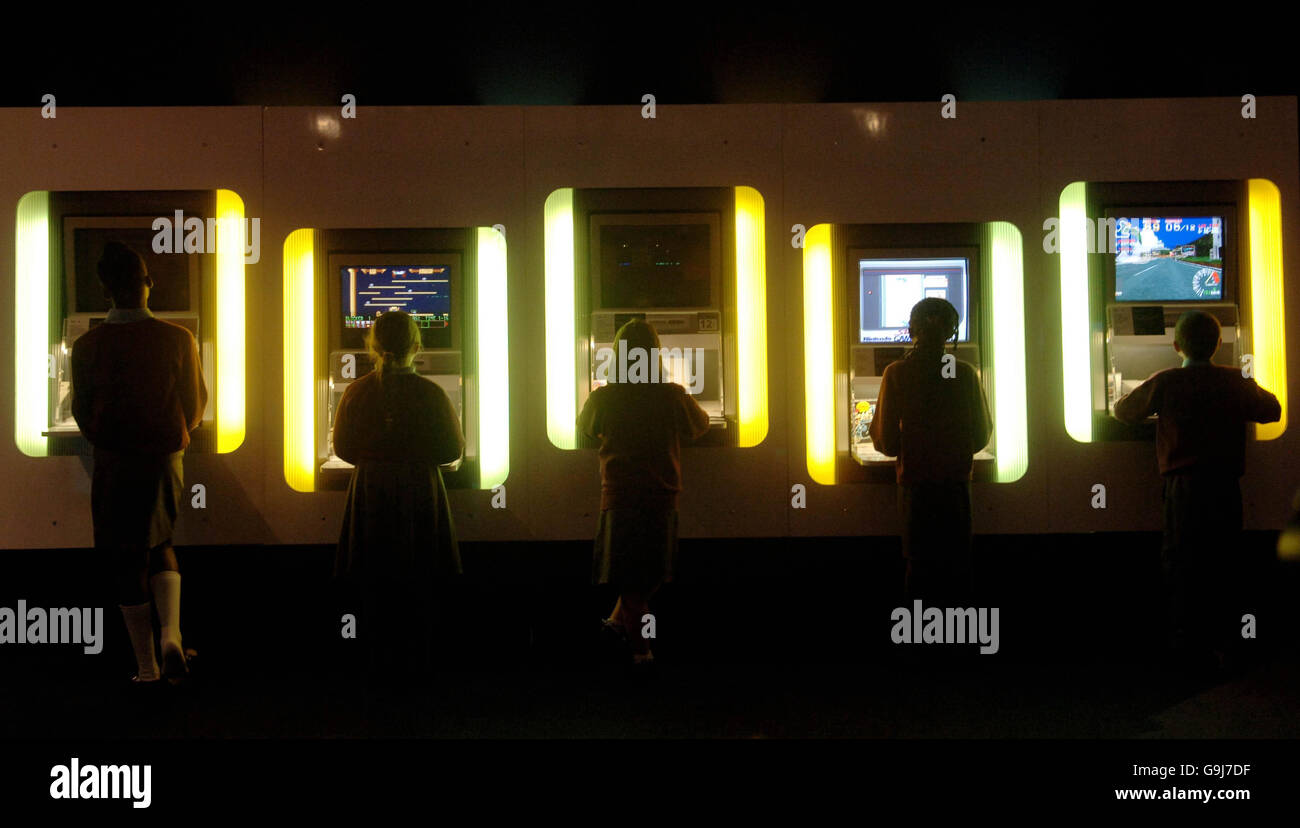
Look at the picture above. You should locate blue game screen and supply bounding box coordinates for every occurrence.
[341,265,452,331]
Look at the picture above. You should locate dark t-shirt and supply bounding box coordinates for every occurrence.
[1113,363,1281,477]
[333,368,464,467]
[70,318,207,454]
[578,382,710,511]
[869,350,992,484]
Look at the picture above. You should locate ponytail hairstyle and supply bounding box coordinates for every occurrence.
[367,310,421,377]
[907,297,960,356]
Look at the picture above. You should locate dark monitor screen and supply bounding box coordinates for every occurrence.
[1113,216,1224,302]
[340,265,452,348]
[72,228,193,313]
[858,257,970,343]
[599,224,712,308]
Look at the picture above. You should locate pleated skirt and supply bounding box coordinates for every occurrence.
[592,508,678,595]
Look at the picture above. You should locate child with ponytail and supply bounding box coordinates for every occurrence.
[333,310,465,675]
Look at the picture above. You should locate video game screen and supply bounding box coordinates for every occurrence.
[72,227,193,313]
[599,224,713,308]
[341,265,452,346]
[1113,216,1224,302]
[858,257,970,343]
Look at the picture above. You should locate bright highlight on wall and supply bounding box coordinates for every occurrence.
[1058,181,1093,443]
[1248,179,1287,440]
[802,223,836,485]
[14,191,50,458]
[214,190,246,454]
[476,226,510,487]
[544,188,577,450]
[283,228,316,492]
[984,221,1029,482]
[734,186,769,448]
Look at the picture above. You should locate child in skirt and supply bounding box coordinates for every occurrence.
[332,311,465,675]
[579,320,711,666]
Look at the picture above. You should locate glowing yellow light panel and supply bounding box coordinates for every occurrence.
[14,191,50,458]
[734,186,769,448]
[214,190,247,454]
[283,228,316,492]
[1248,179,1287,440]
[803,223,836,485]
[985,221,1029,482]
[476,225,510,488]
[544,188,577,450]
[1059,181,1093,443]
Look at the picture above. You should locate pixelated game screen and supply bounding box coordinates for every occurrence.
[599,224,713,308]
[1113,216,1224,302]
[858,257,970,343]
[341,265,452,348]
[71,227,193,313]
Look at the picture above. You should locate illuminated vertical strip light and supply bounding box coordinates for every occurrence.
[803,224,836,484]
[283,228,316,492]
[476,226,510,487]
[14,191,50,457]
[986,221,1029,482]
[1059,181,1093,443]
[1248,179,1287,440]
[544,188,577,449]
[734,186,769,447]
[214,190,246,453]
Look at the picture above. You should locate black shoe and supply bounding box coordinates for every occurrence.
[126,674,166,706]
[598,619,630,651]
[162,645,193,687]
[624,652,658,686]
[599,618,626,640]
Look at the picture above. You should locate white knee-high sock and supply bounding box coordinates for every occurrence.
[150,571,183,657]
[119,602,160,681]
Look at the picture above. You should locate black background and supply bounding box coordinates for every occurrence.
[2,10,1295,815]
[5,10,1296,106]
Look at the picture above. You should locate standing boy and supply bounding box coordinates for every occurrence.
[870,298,992,605]
[1114,310,1280,667]
[70,241,207,686]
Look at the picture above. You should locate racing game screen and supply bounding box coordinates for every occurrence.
[1114,216,1224,302]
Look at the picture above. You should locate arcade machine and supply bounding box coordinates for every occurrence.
[16,189,248,458]
[543,186,769,450]
[803,222,1028,485]
[1059,180,1287,443]
[281,226,508,492]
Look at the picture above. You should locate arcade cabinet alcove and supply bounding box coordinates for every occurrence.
[543,186,769,450]
[282,225,508,492]
[14,189,248,458]
[802,220,1028,485]
[1057,179,1288,444]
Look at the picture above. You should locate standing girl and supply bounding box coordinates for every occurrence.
[333,311,465,674]
[579,320,710,667]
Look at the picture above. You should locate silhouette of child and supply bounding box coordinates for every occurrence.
[870,298,991,605]
[333,310,464,675]
[70,241,207,686]
[579,320,710,667]
[1114,310,1280,667]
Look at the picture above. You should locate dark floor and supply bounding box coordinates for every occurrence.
[2,533,1296,740]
